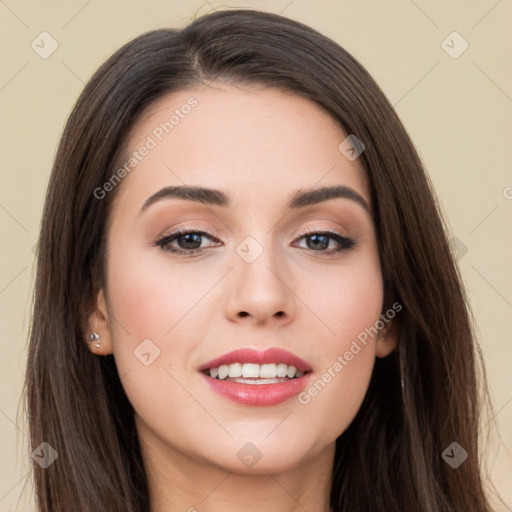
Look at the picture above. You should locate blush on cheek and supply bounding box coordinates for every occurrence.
[313,281,383,348]
[107,246,171,334]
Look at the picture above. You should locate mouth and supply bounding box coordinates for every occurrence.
[201,363,311,384]
[198,347,313,406]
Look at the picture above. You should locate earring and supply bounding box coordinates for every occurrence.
[88,332,101,349]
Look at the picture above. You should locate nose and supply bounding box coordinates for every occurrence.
[224,238,296,326]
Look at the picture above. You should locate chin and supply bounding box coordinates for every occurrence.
[200,434,322,474]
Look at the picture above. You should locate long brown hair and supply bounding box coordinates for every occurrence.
[23,8,499,511]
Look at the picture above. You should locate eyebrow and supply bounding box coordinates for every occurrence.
[140,184,371,214]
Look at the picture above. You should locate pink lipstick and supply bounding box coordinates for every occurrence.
[199,347,313,406]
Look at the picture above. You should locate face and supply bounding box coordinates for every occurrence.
[88,82,398,475]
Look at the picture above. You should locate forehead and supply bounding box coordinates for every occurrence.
[110,83,369,217]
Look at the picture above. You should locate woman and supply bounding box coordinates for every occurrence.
[24,8,499,512]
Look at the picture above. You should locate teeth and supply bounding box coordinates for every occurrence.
[206,362,308,381]
[228,363,243,378]
[242,363,260,378]
[276,363,288,377]
[286,366,297,378]
[260,364,277,378]
[218,365,229,380]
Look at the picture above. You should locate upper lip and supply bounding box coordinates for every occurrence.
[199,347,313,373]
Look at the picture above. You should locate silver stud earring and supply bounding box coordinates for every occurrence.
[88,332,101,348]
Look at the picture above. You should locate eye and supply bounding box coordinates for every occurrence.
[292,228,356,256]
[154,228,220,256]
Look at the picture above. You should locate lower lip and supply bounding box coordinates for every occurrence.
[200,372,312,406]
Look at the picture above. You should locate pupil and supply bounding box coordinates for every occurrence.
[308,234,328,250]
[180,233,201,249]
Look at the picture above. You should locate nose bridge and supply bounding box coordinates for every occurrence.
[225,229,295,323]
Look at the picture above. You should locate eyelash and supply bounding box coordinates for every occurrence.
[153,226,356,258]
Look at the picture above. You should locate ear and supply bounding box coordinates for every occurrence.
[375,317,400,358]
[85,288,114,356]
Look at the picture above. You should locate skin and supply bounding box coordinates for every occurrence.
[86,82,399,512]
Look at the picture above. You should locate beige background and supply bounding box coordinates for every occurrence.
[0,0,511,510]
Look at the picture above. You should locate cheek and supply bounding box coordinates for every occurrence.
[300,249,383,346]
[106,241,202,344]
[104,239,225,407]
[293,254,382,435]
[295,280,379,441]
[104,247,204,436]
